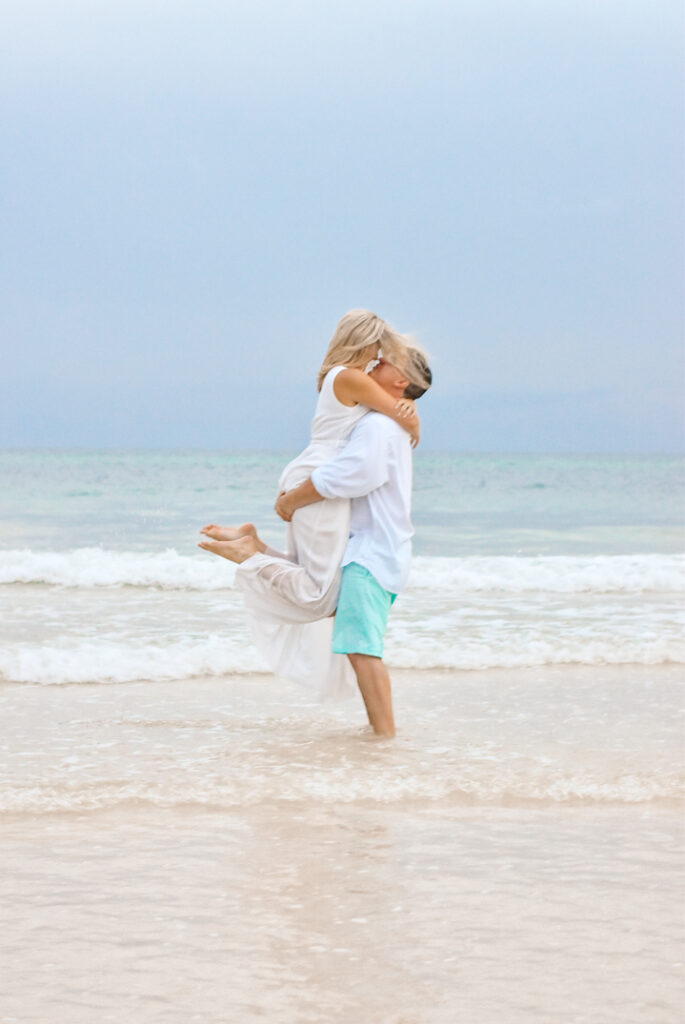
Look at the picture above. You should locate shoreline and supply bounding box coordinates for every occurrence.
[1,664,682,817]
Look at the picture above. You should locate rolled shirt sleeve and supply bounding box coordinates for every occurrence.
[311,415,391,499]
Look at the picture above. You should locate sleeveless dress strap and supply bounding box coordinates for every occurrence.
[324,365,347,386]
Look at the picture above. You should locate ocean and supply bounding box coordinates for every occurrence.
[1,449,683,1022]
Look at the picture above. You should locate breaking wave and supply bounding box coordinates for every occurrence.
[1,548,683,593]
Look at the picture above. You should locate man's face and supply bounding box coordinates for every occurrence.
[369,357,409,397]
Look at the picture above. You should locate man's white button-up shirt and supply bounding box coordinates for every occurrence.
[310,412,413,595]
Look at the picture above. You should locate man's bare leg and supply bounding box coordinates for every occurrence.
[347,653,396,738]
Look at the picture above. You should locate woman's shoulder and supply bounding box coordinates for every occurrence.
[326,365,366,407]
[324,365,370,388]
[315,365,367,418]
[322,364,349,384]
[320,364,357,398]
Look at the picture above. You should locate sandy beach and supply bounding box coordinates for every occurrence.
[1,666,683,1024]
[1,451,683,1021]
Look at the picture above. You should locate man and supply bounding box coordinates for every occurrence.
[274,348,432,737]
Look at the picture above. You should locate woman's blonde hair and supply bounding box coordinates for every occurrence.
[317,309,410,391]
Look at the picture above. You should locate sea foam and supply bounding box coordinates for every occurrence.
[1,628,683,686]
[2,761,681,812]
[0,547,236,589]
[1,548,683,593]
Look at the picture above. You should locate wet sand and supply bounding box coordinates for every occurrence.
[1,666,683,1022]
[1,803,682,1023]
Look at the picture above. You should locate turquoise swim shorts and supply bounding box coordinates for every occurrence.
[332,562,397,658]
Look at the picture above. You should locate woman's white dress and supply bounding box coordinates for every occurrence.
[235,366,367,700]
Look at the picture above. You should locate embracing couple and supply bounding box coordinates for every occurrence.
[199,310,432,738]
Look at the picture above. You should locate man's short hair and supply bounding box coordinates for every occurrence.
[403,348,432,400]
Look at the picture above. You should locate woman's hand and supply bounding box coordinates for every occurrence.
[395,399,420,448]
[394,398,416,420]
[275,490,293,522]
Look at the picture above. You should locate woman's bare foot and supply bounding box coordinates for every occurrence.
[198,536,260,564]
[200,522,257,542]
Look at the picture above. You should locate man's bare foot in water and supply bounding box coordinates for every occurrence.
[200,522,259,543]
[198,536,261,564]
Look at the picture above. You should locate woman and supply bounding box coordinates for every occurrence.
[199,309,425,698]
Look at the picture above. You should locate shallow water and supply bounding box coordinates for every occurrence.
[1,553,683,685]
[1,667,684,1023]
[1,667,682,813]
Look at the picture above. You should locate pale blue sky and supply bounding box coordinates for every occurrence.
[1,0,683,452]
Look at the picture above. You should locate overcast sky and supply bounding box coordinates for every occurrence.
[1,0,683,452]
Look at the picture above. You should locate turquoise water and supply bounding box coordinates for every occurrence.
[1,449,683,685]
[1,450,683,555]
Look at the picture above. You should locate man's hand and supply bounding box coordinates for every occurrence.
[274,477,325,522]
[275,490,294,522]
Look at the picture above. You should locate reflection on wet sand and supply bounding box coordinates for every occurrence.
[0,666,683,1022]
